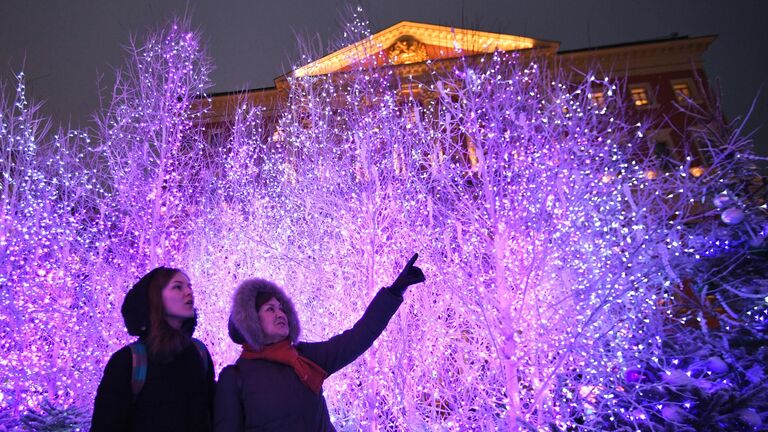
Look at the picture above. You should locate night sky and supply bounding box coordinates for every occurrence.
[1,0,766,161]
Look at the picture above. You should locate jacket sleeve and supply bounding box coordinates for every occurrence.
[90,347,132,432]
[300,288,403,376]
[213,365,243,432]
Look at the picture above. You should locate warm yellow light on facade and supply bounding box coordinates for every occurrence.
[294,21,543,78]
[689,166,705,177]
[467,139,479,172]
[644,170,658,180]
[672,81,693,103]
[631,87,650,106]
[590,91,605,108]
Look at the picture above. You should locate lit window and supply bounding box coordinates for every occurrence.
[630,86,651,107]
[589,91,605,108]
[672,83,691,102]
[671,80,696,104]
[689,166,705,177]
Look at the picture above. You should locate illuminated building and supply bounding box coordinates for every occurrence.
[204,21,715,172]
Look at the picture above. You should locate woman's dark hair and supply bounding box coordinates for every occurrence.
[146,267,191,362]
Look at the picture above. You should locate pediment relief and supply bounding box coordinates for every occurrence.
[293,21,558,77]
[387,35,428,65]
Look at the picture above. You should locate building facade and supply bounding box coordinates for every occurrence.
[204,21,715,172]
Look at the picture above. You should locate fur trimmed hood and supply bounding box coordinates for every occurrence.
[228,278,301,350]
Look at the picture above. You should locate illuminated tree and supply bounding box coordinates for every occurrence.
[185,100,282,365]
[591,87,768,431]
[1,13,765,431]
[267,44,765,429]
[1,18,217,429]
[399,56,639,428]
[96,17,214,274]
[0,74,106,425]
[273,68,438,430]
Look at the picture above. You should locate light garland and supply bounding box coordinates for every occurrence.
[1,17,766,431]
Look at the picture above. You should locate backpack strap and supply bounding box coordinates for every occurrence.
[128,338,209,400]
[128,340,148,399]
[191,338,210,375]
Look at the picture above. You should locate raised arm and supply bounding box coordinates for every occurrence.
[300,253,425,375]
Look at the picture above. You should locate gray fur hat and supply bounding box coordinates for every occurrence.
[228,278,301,350]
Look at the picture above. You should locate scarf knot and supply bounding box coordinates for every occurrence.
[240,340,327,394]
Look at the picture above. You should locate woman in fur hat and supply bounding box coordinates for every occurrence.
[214,253,425,431]
[91,267,215,432]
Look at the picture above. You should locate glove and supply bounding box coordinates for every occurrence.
[388,253,426,296]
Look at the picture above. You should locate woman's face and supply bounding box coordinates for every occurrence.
[258,297,289,344]
[161,272,195,327]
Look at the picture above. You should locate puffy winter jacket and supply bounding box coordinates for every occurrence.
[215,280,402,432]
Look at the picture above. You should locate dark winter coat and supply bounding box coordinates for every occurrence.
[91,341,215,431]
[91,270,215,432]
[214,279,403,432]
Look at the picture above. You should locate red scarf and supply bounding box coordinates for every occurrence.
[240,340,327,394]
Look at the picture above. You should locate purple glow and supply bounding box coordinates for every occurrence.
[1,16,766,430]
